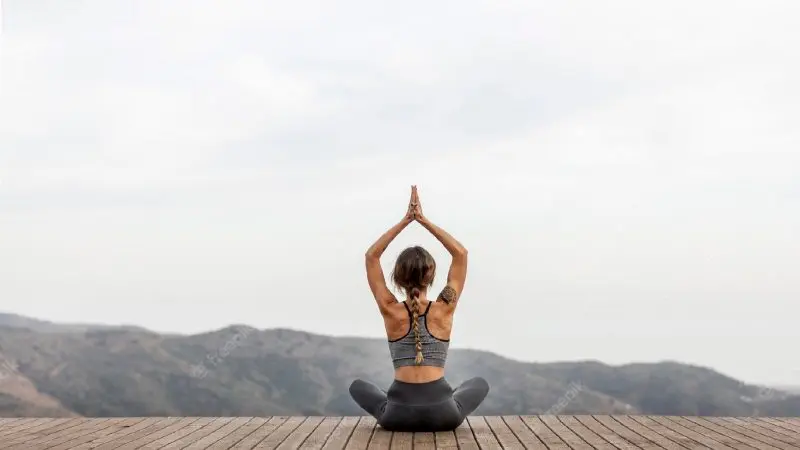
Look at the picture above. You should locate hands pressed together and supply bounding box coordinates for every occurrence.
[404,185,426,224]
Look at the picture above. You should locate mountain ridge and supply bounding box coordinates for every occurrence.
[0,312,797,418]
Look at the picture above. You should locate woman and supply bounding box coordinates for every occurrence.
[349,185,489,432]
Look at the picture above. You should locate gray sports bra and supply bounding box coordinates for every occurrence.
[388,301,450,368]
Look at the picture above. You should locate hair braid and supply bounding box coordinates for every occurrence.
[409,287,424,365]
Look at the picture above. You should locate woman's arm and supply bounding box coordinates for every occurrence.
[365,188,417,314]
[410,187,468,306]
[418,216,468,306]
[365,218,412,314]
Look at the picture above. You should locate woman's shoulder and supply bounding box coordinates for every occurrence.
[382,300,410,319]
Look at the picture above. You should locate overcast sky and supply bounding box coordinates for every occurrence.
[1,0,798,386]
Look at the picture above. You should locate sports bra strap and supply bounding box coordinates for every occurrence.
[402,301,432,317]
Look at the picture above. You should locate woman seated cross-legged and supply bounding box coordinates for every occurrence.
[349,185,489,432]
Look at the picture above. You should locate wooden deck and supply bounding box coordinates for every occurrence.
[0,416,798,449]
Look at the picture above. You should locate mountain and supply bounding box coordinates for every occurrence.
[0,313,798,418]
[0,313,148,334]
[775,386,800,394]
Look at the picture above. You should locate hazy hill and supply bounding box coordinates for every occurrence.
[0,313,148,334]
[0,314,797,418]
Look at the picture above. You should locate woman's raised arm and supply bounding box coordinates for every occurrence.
[411,187,468,306]
[365,187,417,314]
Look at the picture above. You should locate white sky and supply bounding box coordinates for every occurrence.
[1,0,798,386]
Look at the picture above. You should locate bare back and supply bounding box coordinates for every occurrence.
[382,297,455,383]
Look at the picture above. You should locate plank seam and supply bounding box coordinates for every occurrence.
[574,415,633,450]
[602,415,662,450]
[724,418,798,444]
[233,416,278,448]
[273,416,308,449]
[640,416,708,450]
[198,417,254,450]
[620,416,690,450]
[555,415,596,450]
[680,416,765,450]
[318,416,345,450]
[658,416,728,449]
[503,415,546,449]
[296,416,327,449]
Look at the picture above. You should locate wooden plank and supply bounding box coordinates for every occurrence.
[9,418,113,450]
[389,431,411,450]
[93,417,183,450]
[559,415,617,450]
[70,417,166,450]
[539,415,593,450]
[759,417,800,434]
[723,418,800,446]
[574,416,646,450]
[52,418,147,450]
[231,416,289,450]
[744,417,799,439]
[704,417,796,450]
[321,416,360,450]
[1,417,84,447]
[34,418,121,449]
[662,416,753,450]
[780,418,800,427]
[0,418,67,441]
[366,426,392,449]
[159,417,231,449]
[593,416,670,450]
[0,418,58,439]
[682,417,783,450]
[484,416,524,449]
[277,416,325,449]
[344,416,376,450]
[466,416,503,449]
[302,417,344,450]
[0,418,33,436]
[413,430,436,450]
[254,416,308,449]
[136,417,216,449]
[733,417,799,441]
[2,416,800,450]
[627,416,707,450]
[500,415,546,450]
[208,417,269,450]
[648,416,729,450]
[434,429,459,450]
[184,417,254,450]
[520,415,571,450]
[113,417,203,450]
[454,418,479,450]
[0,418,23,428]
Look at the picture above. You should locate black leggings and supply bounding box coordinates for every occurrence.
[349,377,489,432]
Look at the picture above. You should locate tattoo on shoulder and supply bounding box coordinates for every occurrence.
[438,286,457,304]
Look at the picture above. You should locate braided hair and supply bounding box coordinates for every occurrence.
[391,246,437,365]
[409,287,423,364]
